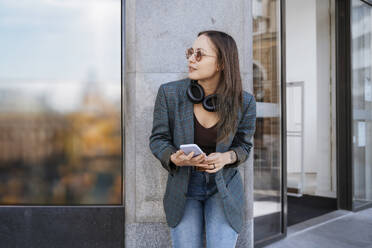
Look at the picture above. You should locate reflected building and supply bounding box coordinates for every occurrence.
[252,0,283,241]
[0,78,121,205]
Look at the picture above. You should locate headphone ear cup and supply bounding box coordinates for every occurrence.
[187,80,205,103]
[203,94,218,112]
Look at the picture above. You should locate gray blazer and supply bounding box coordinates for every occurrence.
[149,77,256,233]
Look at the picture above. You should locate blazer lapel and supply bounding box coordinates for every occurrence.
[184,92,194,145]
[182,82,194,182]
[215,103,241,196]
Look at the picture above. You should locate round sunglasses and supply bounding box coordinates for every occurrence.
[185,48,216,62]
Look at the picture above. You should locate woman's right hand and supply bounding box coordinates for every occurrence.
[170,150,207,167]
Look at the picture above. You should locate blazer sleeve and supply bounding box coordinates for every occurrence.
[149,85,180,174]
[226,94,257,168]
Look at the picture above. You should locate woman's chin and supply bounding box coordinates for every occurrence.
[188,73,200,80]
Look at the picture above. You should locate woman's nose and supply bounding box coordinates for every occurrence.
[188,53,197,63]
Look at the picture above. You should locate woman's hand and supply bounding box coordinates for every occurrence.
[202,152,231,173]
[170,150,208,167]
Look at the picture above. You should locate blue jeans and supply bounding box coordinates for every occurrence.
[170,169,238,248]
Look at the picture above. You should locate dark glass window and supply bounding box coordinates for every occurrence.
[0,0,122,205]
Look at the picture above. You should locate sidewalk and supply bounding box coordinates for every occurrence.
[265,207,372,248]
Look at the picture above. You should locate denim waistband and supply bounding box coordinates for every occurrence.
[187,169,218,199]
[189,167,217,184]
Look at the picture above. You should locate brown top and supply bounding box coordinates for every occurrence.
[193,113,217,156]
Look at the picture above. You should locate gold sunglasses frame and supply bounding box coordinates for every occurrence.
[185,48,216,62]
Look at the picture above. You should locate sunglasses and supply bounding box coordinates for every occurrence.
[185,48,216,62]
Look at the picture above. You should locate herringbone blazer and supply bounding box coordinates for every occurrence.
[149,77,256,234]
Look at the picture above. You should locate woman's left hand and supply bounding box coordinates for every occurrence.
[202,152,230,173]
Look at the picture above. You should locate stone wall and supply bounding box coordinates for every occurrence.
[124,0,254,247]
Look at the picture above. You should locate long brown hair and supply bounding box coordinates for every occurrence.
[197,30,243,143]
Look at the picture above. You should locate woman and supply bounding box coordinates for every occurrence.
[149,30,256,248]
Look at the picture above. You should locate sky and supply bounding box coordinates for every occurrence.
[0,0,121,112]
[0,0,121,81]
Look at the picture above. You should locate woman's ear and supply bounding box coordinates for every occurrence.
[219,63,224,71]
[216,61,224,71]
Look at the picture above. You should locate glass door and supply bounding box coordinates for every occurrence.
[351,0,372,210]
[253,0,286,245]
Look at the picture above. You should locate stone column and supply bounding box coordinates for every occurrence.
[124,0,254,247]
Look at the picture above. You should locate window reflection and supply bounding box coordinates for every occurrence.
[253,0,283,242]
[0,0,121,205]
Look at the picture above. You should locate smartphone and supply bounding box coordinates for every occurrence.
[180,144,204,157]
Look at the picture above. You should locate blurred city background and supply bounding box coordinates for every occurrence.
[0,0,121,204]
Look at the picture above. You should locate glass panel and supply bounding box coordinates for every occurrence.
[351,0,372,209]
[0,0,122,204]
[252,0,283,242]
[285,0,338,227]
